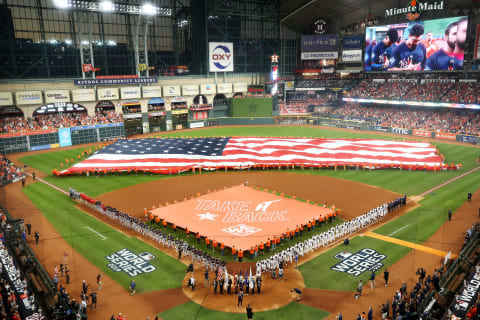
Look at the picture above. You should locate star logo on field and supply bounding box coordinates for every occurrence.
[197,212,218,221]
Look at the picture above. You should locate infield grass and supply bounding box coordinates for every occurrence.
[23,182,186,293]
[160,301,329,320]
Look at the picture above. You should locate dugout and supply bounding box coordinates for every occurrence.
[147,98,166,132]
[170,96,188,129]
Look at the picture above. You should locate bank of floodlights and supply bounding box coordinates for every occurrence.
[52,0,172,16]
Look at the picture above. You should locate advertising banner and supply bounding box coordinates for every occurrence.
[390,127,411,135]
[458,135,479,144]
[97,88,119,100]
[233,83,248,92]
[413,130,432,137]
[301,51,338,60]
[72,89,96,102]
[58,128,72,147]
[15,91,43,105]
[74,77,157,86]
[163,85,181,97]
[301,35,339,52]
[209,42,234,72]
[0,92,13,106]
[217,83,233,94]
[45,90,70,103]
[285,81,295,91]
[342,50,362,62]
[374,126,390,132]
[200,84,216,95]
[142,86,162,98]
[182,84,199,96]
[120,87,141,100]
[342,35,363,49]
[0,129,57,138]
[435,132,456,140]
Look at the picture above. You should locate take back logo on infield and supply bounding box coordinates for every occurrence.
[106,248,156,277]
[331,248,387,276]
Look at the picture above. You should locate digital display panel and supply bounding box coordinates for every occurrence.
[365,16,468,71]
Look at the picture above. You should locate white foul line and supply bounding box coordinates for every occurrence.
[388,224,411,236]
[83,226,107,240]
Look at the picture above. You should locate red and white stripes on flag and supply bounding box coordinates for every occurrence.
[60,137,445,175]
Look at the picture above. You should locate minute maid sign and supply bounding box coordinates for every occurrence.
[385,0,444,20]
[331,248,387,277]
[106,248,156,277]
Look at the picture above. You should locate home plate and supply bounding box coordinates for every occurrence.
[150,185,334,251]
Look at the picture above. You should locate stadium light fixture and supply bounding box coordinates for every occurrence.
[107,40,117,46]
[52,0,171,16]
[65,39,73,45]
[141,3,157,16]
[81,40,90,45]
[99,1,115,12]
[53,0,70,8]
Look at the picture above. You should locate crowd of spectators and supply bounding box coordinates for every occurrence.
[0,155,24,184]
[326,103,480,136]
[345,79,480,104]
[0,111,123,134]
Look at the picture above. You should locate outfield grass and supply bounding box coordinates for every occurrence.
[23,182,186,293]
[160,301,329,320]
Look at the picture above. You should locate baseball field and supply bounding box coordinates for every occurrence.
[7,125,480,320]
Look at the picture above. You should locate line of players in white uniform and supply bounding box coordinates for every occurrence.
[255,203,389,277]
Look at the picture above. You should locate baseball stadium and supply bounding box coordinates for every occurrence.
[0,0,480,319]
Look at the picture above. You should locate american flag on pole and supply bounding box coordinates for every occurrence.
[60,137,446,175]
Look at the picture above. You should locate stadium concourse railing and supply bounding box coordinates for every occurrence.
[0,180,85,319]
[418,225,480,319]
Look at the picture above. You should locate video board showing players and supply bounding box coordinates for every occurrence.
[364,16,468,71]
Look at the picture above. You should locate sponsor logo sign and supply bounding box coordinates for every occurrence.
[72,89,96,102]
[301,51,338,60]
[171,109,188,115]
[30,144,51,151]
[120,87,141,100]
[301,35,339,52]
[459,135,479,144]
[413,130,431,137]
[106,248,157,277]
[97,88,119,100]
[391,127,410,135]
[163,85,180,97]
[385,0,444,20]
[209,42,234,72]
[342,49,362,62]
[342,35,363,49]
[45,90,70,104]
[233,83,248,92]
[454,273,480,318]
[0,92,13,106]
[285,81,295,91]
[435,132,456,140]
[217,83,233,94]
[331,248,387,276]
[201,84,216,95]
[15,91,43,105]
[148,112,166,117]
[70,122,123,131]
[58,128,72,147]
[74,77,157,86]
[0,129,57,138]
[142,86,162,98]
[182,84,199,96]
[189,121,205,129]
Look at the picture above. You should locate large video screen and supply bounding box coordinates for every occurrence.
[365,16,468,71]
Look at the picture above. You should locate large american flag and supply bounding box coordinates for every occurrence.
[60,137,445,175]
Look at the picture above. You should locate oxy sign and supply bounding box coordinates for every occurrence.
[209,42,234,72]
